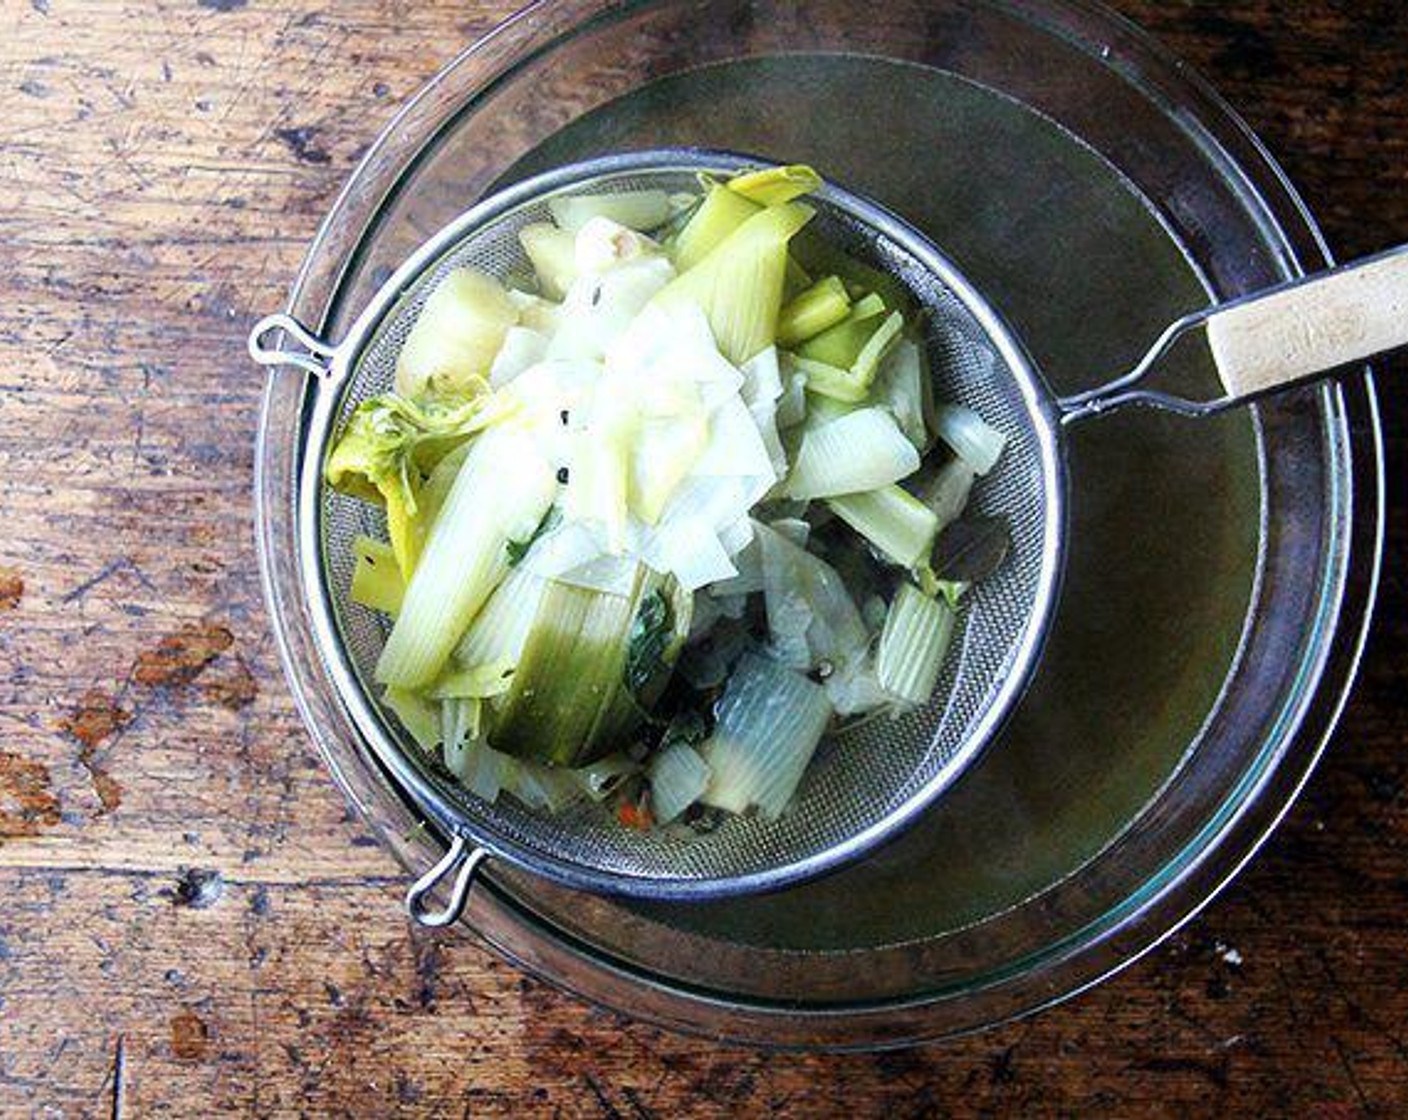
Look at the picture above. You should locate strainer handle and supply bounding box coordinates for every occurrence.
[404,835,489,928]
[1058,243,1408,421]
[248,312,338,380]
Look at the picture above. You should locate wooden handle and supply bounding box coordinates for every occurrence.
[1205,246,1408,400]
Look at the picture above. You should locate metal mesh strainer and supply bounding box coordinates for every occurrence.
[245,149,1063,918]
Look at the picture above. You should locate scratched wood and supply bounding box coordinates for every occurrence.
[0,0,1405,1116]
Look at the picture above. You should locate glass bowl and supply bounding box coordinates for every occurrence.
[255,0,1383,1048]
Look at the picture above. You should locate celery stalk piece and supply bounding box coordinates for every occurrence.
[700,652,833,818]
[826,485,940,570]
[429,663,515,701]
[375,426,558,689]
[653,202,816,365]
[394,269,520,400]
[350,535,405,616]
[507,289,563,335]
[777,276,852,346]
[415,440,471,550]
[671,186,761,273]
[916,457,978,530]
[548,190,673,234]
[795,356,870,403]
[876,582,956,706]
[518,222,579,299]
[326,393,506,578]
[726,164,823,206]
[784,407,920,500]
[783,255,814,300]
[506,762,585,813]
[648,743,711,824]
[453,565,548,675]
[790,228,918,320]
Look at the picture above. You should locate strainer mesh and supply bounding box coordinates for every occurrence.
[317,165,1050,885]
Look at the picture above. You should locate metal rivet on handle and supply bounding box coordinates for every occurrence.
[404,835,488,928]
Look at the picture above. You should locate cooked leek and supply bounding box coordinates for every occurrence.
[654,202,814,364]
[573,754,641,802]
[933,404,1007,475]
[784,407,920,500]
[350,535,404,616]
[874,337,932,451]
[549,189,673,234]
[826,485,940,570]
[488,326,548,387]
[795,309,904,402]
[876,582,956,706]
[395,268,519,399]
[332,163,1008,829]
[671,185,761,272]
[490,566,688,767]
[757,521,868,677]
[777,275,852,346]
[382,686,440,754]
[451,563,546,671]
[700,652,832,818]
[376,426,558,688]
[648,743,711,823]
[726,164,822,206]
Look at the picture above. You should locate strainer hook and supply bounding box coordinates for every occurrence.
[404,834,489,928]
[249,313,339,381]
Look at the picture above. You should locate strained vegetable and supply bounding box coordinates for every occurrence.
[326,166,1008,830]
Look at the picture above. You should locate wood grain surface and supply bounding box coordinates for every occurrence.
[1,1,1405,1116]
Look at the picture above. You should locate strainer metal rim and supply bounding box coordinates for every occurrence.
[287,148,1068,902]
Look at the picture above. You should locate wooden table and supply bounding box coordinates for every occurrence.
[1,1,1403,1114]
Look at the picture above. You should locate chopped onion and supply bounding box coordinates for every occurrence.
[700,653,833,818]
[784,408,920,500]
